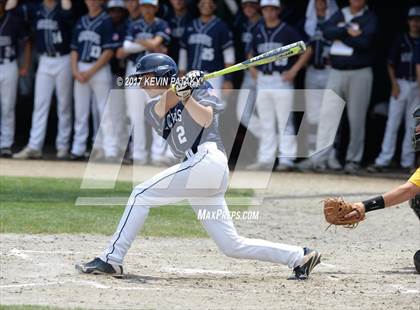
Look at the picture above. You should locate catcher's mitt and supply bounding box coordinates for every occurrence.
[323,197,365,229]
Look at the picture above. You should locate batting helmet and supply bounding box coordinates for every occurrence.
[134,53,178,79]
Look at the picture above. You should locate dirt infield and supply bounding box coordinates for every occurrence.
[1,159,419,309]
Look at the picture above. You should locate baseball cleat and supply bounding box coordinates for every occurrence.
[288,247,321,280]
[75,257,123,277]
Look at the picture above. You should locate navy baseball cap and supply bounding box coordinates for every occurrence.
[408,7,420,18]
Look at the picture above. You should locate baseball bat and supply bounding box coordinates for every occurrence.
[203,40,307,80]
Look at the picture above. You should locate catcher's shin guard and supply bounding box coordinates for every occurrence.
[409,195,420,221]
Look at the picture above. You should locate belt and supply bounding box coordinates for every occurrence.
[184,142,219,160]
[399,76,417,82]
[333,64,370,71]
[42,52,63,57]
[0,59,12,64]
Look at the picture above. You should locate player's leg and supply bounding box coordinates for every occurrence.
[236,72,260,138]
[400,82,419,169]
[190,194,304,268]
[0,61,19,153]
[90,65,118,158]
[71,78,91,157]
[251,74,277,168]
[274,78,296,169]
[54,55,73,157]
[24,57,55,154]
[374,79,408,168]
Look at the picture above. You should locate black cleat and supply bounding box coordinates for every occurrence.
[288,247,321,280]
[75,257,123,277]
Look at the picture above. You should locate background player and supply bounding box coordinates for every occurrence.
[116,0,172,166]
[233,0,261,139]
[246,0,311,171]
[179,0,235,98]
[368,7,420,173]
[76,53,322,281]
[0,0,31,158]
[13,0,73,160]
[70,0,120,161]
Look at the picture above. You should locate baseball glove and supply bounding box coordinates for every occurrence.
[323,197,365,229]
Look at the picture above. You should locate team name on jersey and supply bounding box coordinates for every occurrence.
[172,27,184,39]
[188,33,212,47]
[0,36,12,47]
[241,32,253,44]
[401,51,413,63]
[37,19,59,31]
[166,108,183,129]
[135,32,154,40]
[78,30,100,44]
[257,42,283,54]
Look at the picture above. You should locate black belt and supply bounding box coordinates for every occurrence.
[42,52,64,57]
[399,76,417,82]
[333,64,370,71]
[0,59,12,64]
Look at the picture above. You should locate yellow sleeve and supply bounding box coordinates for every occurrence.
[408,168,420,187]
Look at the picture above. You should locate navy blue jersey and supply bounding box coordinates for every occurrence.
[307,16,331,69]
[167,12,193,63]
[28,2,73,55]
[233,14,261,61]
[388,33,420,81]
[250,22,303,74]
[125,17,171,63]
[145,82,225,159]
[0,11,28,63]
[110,20,126,76]
[181,16,233,72]
[71,11,119,62]
[416,41,420,65]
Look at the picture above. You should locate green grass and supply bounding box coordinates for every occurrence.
[0,176,252,237]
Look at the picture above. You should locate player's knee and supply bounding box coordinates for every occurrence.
[217,236,245,258]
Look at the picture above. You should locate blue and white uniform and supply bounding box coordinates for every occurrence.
[167,11,192,63]
[100,81,305,271]
[124,17,171,164]
[180,16,234,93]
[250,21,303,167]
[233,14,261,137]
[0,11,28,149]
[24,1,74,155]
[375,33,420,169]
[70,11,120,158]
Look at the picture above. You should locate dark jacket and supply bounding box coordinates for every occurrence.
[322,8,378,69]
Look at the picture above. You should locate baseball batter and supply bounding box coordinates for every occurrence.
[13,0,73,160]
[70,0,120,161]
[117,0,172,165]
[76,53,322,281]
[0,0,30,158]
[179,0,235,97]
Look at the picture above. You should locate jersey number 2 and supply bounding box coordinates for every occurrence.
[176,126,187,144]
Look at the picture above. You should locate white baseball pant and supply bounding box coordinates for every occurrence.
[375,79,419,168]
[100,142,304,268]
[304,65,331,150]
[255,72,297,165]
[0,61,19,149]
[126,61,167,162]
[27,55,72,152]
[71,62,118,157]
[236,71,260,138]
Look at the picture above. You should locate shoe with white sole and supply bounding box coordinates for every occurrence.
[56,149,69,160]
[75,257,123,277]
[288,247,321,280]
[13,146,42,159]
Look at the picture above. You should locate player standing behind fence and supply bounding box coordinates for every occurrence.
[0,0,31,158]
[166,0,192,64]
[233,0,261,139]
[70,0,120,161]
[179,0,235,98]
[13,0,73,160]
[116,0,172,166]
[105,0,129,159]
[246,0,311,172]
[368,7,420,173]
[318,0,378,173]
